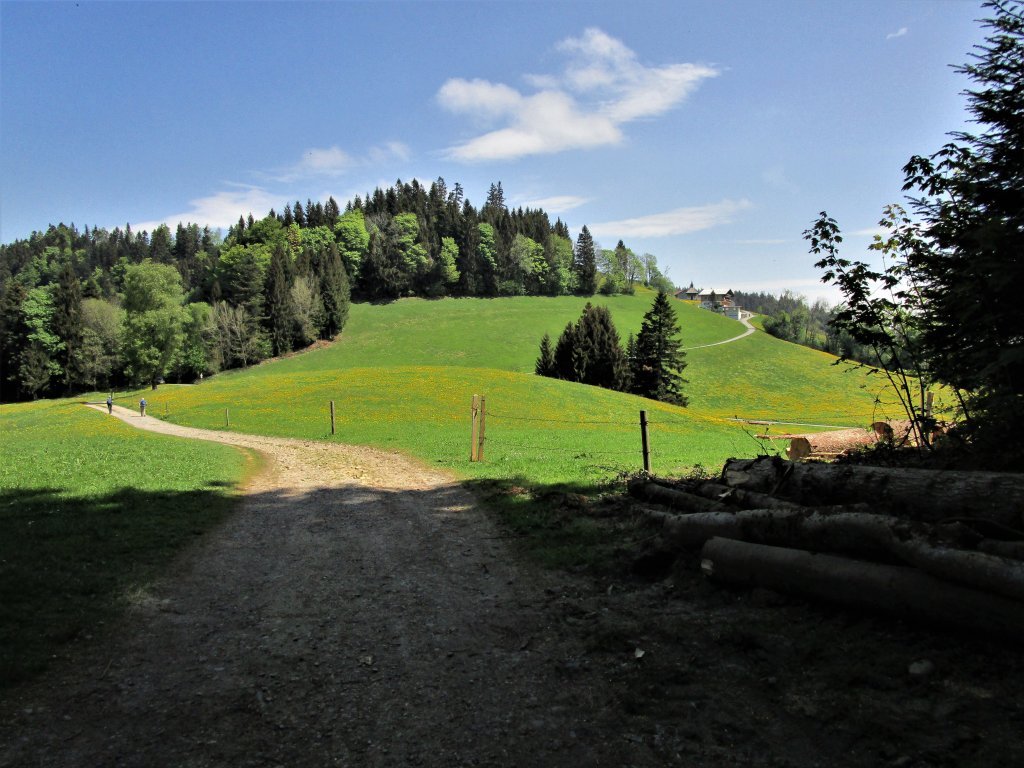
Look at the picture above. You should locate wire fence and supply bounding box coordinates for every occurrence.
[89,384,917,476]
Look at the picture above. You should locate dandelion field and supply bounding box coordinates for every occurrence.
[130,293,900,486]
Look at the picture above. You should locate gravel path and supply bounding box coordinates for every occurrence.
[683,316,756,350]
[0,406,656,767]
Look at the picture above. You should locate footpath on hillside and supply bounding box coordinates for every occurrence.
[2,405,1023,767]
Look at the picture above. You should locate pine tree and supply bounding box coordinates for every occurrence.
[264,244,297,356]
[535,332,556,377]
[553,321,578,381]
[324,196,340,228]
[51,261,84,393]
[319,242,351,338]
[577,304,628,390]
[631,290,688,405]
[573,226,598,295]
[899,0,1024,454]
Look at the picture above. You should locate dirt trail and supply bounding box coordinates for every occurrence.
[5,406,1024,767]
[0,406,650,767]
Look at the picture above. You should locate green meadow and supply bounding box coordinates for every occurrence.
[131,290,895,485]
[0,400,251,685]
[1,291,909,684]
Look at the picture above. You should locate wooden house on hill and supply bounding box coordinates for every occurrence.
[676,282,702,302]
[699,288,734,309]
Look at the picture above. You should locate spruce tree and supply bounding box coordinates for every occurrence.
[577,304,628,391]
[535,332,556,377]
[553,321,578,381]
[264,244,297,356]
[631,290,688,405]
[573,226,598,295]
[319,242,351,338]
[51,261,84,393]
[899,0,1024,453]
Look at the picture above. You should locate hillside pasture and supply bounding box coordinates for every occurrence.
[130,294,898,487]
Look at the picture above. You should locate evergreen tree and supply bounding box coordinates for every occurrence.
[577,303,628,391]
[631,290,688,405]
[319,242,351,338]
[324,196,340,228]
[573,226,598,295]
[51,261,84,393]
[546,304,628,391]
[899,0,1024,454]
[535,332,556,377]
[552,322,578,381]
[0,282,31,401]
[264,244,297,356]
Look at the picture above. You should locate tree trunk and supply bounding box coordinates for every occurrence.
[700,537,1024,639]
[628,481,730,513]
[722,456,1024,528]
[688,480,803,510]
[651,506,1024,602]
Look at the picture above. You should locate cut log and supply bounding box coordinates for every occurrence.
[690,480,803,510]
[722,456,1024,528]
[700,537,1024,639]
[787,437,811,460]
[628,481,730,513]
[650,506,1024,602]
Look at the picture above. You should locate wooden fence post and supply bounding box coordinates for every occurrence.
[470,395,480,461]
[225,408,230,428]
[640,410,651,473]
[478,396,486,462]
[330,400,336,435]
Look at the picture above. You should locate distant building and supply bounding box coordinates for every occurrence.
[698,288,734,309]
[676,282,701,302]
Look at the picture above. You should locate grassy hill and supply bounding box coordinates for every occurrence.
[127,290,902,487]
[0,291,912,683]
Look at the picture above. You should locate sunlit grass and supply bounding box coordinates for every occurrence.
[0,399,250,686]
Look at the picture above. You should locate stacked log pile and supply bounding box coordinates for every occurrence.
[630,456,1024,637]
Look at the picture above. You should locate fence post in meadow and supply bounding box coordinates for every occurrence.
[225,408,230,428]
[470,395,480,461]
[640,410,651,473]
[330,400,336,435]
[478,396,487,462]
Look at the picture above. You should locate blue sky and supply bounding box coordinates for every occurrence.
[1,1,985,302]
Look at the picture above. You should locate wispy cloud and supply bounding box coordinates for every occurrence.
[438,28,718,162]
[886,27,908,40]
[518,194,591,213]
[590,199,751,238]
[132,184,283,233]
[271,142,411,183]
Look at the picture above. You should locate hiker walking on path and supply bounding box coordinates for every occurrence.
[106,395,113,415]
[139,397,147,417]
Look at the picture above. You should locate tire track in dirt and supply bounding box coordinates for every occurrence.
[0,405,658,767]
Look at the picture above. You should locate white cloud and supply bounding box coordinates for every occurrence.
[590,199,751,238]
[519,194,591,213]
[368,141,411,164]
[273,142,411,182]
[886,27,908,40]
[443,88,621,161]
[132,185,282,233]
[438,27,718,162]
[849,227,885,238]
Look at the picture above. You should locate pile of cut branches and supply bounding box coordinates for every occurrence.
[630,456,1024,637]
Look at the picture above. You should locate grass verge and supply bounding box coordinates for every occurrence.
[0,400,251,688]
